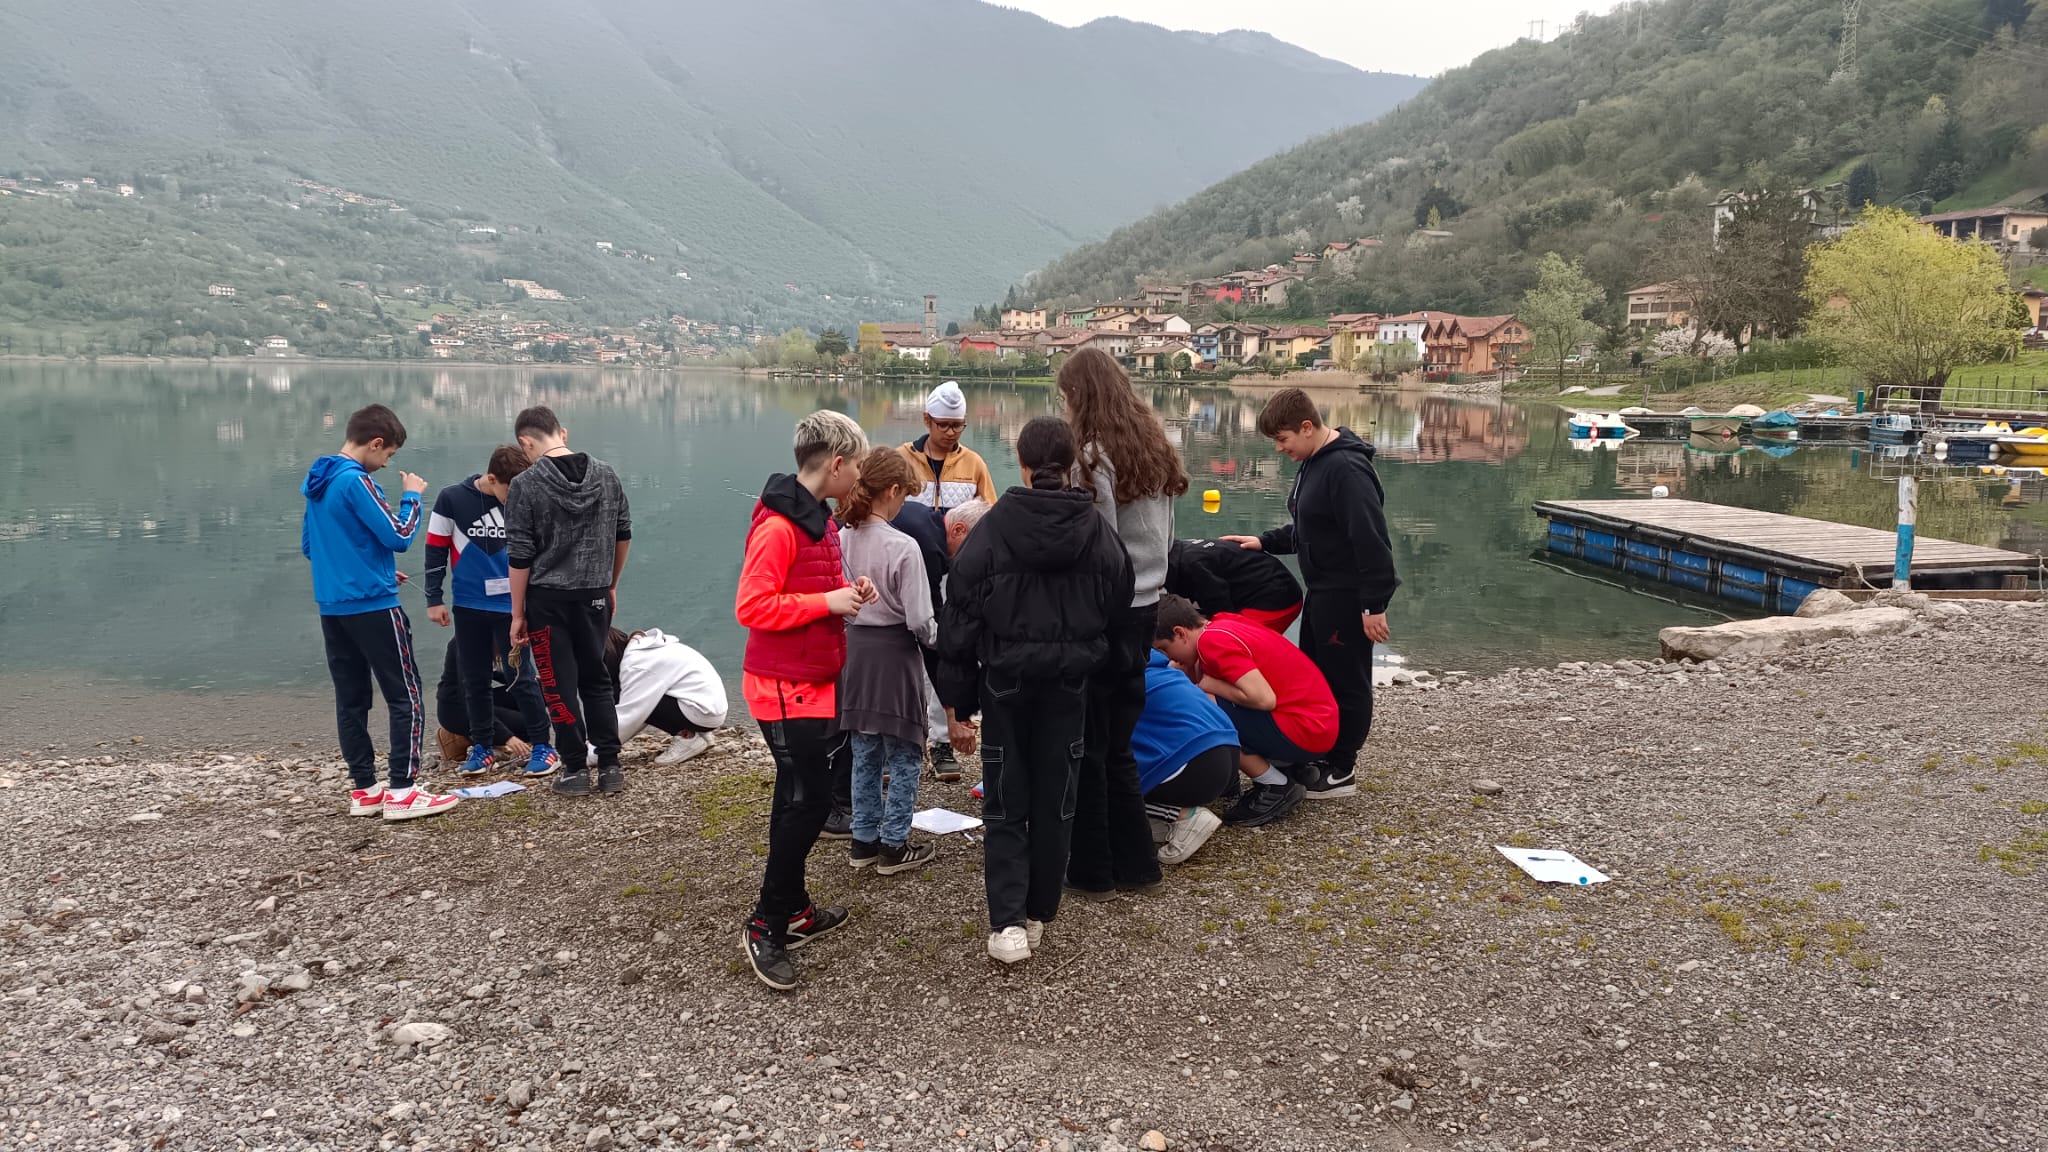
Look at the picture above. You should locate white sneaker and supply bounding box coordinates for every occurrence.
[383,787,460,822]
[348,785,387,817]
[987,925,1031,965]
[1025,918,1045,950]
[656,732,713,766]
[1157,807,1223,866]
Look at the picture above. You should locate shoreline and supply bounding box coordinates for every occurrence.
[5,597,2045,1150]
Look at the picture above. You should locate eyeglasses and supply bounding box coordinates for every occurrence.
[930,420,965,432]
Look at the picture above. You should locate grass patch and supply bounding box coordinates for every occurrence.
[1977,828,2048,876]
[694,770,775,841]
[1812,880,1842,894]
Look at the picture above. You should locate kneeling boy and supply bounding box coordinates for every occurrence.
[1152,593,1336,828]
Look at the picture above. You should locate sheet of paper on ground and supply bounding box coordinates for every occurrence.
[1495,845,1610,886]
[913,808,983,835]
[453,781,527,799]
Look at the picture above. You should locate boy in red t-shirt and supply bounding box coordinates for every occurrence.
[733,410,878,992]
[1152,593,1335,828]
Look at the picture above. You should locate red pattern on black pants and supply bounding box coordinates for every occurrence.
[529,624,576,726]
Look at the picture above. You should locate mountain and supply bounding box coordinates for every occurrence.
[1022,0,2048,320]
[0,0,1424,340]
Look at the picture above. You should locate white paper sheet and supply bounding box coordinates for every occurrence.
[1494,845,1610,886]
[912,807,984,835]
[452,781,528,799]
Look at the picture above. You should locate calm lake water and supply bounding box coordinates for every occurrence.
[2,363,2041,704]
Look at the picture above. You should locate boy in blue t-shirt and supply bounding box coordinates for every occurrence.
[425,445,561,778]
[1132,650,1240,865]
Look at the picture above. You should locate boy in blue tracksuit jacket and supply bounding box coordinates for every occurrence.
[300,404,458,823]
[424,445,560,778]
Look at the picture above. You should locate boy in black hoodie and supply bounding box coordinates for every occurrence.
[1223,389,1398,800]
[938,417,1134,967]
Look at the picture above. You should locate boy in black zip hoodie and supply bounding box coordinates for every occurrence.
[507,406,633,796]
[937,417,1134,966]
[1224,389,1398,800]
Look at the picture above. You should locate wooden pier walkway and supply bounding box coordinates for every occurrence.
[1534,498,2042,612]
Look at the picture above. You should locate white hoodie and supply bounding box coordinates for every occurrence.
[615,630,729,739]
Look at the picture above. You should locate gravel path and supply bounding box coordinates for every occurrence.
[4,602,2047,1151]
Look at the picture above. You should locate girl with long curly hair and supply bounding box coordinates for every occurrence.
[1056,348,1190,896]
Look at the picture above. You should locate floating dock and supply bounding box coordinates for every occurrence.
[1613,413,1872,442]
[1534,498,2042,612]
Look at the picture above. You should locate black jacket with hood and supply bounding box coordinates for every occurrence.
[1166,538,1303,616]
[1256,428,1399,612]
[935,485,1134,717]
[505,452,632,598]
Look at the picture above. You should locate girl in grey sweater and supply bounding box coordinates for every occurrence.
[837,448,939,876]
[1058,348,1191,895]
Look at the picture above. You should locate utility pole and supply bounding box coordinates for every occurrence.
[1833,0,1860,82]
[1528,18,1547,40]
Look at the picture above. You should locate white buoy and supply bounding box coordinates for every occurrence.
[1651,485,1670,499]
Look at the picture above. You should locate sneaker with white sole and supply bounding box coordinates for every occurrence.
[1157,806,1223,865]
[524,743,562,778]
[458,745,495,776]
[1302,765,1358,800]
[1025,918,1045,950]
[987,925,1031,965]
[382,787,460,822]
[656,732,713,766]
[348,785,387,817]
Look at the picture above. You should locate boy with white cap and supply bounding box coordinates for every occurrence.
[897,381,998,776]
[898,381,997,514]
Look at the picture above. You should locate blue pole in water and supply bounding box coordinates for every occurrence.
[1894,475,1917,588]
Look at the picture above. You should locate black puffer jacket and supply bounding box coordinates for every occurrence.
[1167,538,1302,616]
[936,485,1134,716]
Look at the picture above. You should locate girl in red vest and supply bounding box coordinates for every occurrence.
[734,409,877,992]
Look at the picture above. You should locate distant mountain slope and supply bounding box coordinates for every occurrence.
[1023,0,2048,316]
[0,0,1424,326]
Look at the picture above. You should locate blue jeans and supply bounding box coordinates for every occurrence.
[851,733,922,846]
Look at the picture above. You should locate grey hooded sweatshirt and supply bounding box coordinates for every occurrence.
[506,452,632,597]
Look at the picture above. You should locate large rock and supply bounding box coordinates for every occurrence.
[1794,589,1857,618]
[1659,607,1919,662]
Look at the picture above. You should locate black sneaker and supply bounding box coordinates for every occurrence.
[928,742,962,783]
[819,807,854,841]
[552,771,595,796]
[742,921,797,992]
[1062,881,1119,902]
[1118,875,1164,895]
[1223,780,1306,828]
[1302,766,1356,801]
[597,764,625,794]
[849,838,880,870]
[875,840,935,876]
[784,904,848,950]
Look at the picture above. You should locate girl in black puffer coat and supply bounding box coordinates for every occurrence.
[936,416,1133,966]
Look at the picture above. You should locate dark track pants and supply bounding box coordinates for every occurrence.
[321,607,425,791]
[452,606,549,749]
[1298,587,1374,772]
[528,594,620,772]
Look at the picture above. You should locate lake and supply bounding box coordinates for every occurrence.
[2,362,2040,716]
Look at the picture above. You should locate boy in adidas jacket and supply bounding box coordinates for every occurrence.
[425,445,561,778]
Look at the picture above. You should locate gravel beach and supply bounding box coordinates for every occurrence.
[4,600,2046,1152]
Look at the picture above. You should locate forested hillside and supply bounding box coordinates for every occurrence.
[1023,0,2048,319]
[0,0,1422,347]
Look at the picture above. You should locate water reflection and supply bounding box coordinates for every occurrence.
[0,363,2038,697]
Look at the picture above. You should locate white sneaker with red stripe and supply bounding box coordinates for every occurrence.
[348,785,387,817]
[382,786,460,822]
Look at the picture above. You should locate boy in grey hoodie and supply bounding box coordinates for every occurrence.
[507,406,633,795]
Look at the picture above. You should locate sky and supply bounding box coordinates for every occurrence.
[996,0,1622,77]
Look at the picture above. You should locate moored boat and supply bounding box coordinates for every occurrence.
[1868,413,1918,443]
[1750,410,1800,441]
[1567,412,1637,440]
